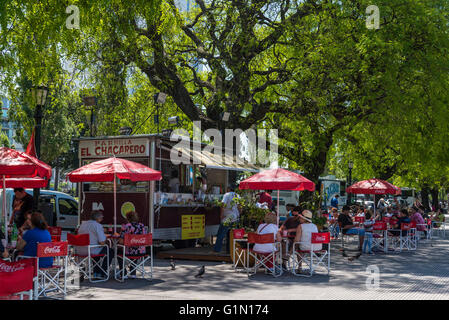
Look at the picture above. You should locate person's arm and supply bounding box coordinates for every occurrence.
[293,225,302,243]
[15,237,26,251]
[0,239,7,258]
[97,224,107,246]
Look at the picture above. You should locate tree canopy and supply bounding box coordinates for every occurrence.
[0,0,449,197]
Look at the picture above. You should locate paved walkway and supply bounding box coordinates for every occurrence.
[65,233,449,300]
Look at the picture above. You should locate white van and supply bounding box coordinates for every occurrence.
[0,189,78,231]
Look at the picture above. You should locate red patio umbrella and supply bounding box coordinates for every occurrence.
[3,177,49,189]
[0,147,52,243]
[67,157,162,232]
[0,147,51,178]
[239,168,316,225]
[346,178,401,215]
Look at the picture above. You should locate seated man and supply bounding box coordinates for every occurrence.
[338,205,365,251]
[277,206,302,265]
[388,209,411,237]
[77,211,113,279]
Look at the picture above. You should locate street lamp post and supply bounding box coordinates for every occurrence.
[347,161,353,205]
[82,96,97,137]
[31,86,48,210]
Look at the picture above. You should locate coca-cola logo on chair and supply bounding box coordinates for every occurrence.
[0,262,27,273]
[124,234,152,247]
[37,242,68,258]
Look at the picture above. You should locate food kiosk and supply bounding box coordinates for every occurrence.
[76,134,258,248]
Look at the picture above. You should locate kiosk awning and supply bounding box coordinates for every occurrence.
[161,144,260,172]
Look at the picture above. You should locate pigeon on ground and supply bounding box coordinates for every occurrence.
[170,258,176,270]
[342,250,348,257]
[348,252,362,261]
[195,265,205,278]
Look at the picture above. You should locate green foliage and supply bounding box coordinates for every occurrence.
[1,0,449,199]
[223,196,269,232]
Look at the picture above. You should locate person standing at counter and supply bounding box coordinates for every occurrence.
[213,187,240,253]
[258,190,273,210]
[196,176,207,201]
[169,170,180,193]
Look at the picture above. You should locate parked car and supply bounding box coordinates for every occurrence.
[0,189,78,231]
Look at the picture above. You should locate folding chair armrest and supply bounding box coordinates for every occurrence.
[88,244,109,249]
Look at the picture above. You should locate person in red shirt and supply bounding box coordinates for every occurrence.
[258,190,273,209]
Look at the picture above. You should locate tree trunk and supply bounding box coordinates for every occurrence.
[431,188,439,210]
[421,186,431,212]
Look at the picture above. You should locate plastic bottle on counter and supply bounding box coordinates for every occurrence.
[11,224,18,247]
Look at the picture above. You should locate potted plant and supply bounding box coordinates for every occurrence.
[223,196,269,266]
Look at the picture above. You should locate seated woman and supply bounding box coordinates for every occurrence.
[293,210,322,273]
[410,207,427,237]
[118,211,148,277]
[294,210,322,252]
[253,212,279,253]
[15,212,53,268]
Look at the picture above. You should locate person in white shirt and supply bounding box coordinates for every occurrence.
[294,210,322,273]
[253,212,279,253]
[213,187,240,253]
[169,170,180,193]
[76,211,113,278]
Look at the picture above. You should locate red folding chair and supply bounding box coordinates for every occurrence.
[354,216,365,225]
[17,242,68,299]
[291,232,330,277]
[67,233,110,283]
[0,259,35,300]
[246,233,282,277]
[48,227,62,242]
[116,234,153,282]
[372,221,388,253]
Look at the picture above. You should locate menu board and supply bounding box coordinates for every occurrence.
[181,214,205,240]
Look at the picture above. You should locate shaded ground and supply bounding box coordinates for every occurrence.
[62,232,449,300]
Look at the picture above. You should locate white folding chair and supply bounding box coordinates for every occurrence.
[18,241,68,299]
[388,223,413,252]
[232,229,248,272]
[246,233,282,277]
[116,233,153,282]
[340,222,359,250]
[67,233,110,283]
[291,232,330,277]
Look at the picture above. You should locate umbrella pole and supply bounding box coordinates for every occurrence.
[3,175,6,245]
[277,190,280,226]
[373,194,376,218]
[114,173,117,234]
